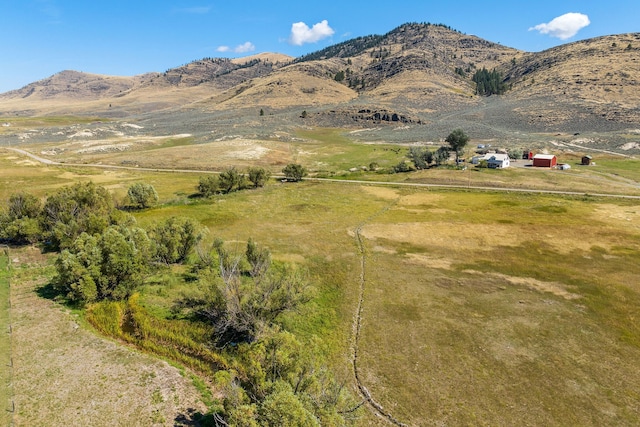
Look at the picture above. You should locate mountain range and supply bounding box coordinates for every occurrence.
[1,23,639,134]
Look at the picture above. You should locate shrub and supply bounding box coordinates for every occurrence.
[127,182,158,209]
[198,175,219,197]
[282,164,307,182]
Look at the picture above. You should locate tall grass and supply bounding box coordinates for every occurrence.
[86,294,229,376]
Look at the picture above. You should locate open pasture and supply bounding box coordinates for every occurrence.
[0,125,639,425]
[131,180,640,426]
[355,188,640,425]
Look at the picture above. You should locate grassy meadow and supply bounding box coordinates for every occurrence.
[356,189,640,425]
[1,128,640,425]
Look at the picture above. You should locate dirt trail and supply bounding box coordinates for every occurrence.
[4,147,640,199]
[351,200,408,426]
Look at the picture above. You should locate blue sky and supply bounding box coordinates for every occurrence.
[1,0,638,93]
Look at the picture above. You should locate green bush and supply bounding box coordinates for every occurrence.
[127,182,158,209]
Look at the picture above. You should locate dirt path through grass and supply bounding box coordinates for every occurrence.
[352,200,408,426]
[6,147,640,199]
[9,247,207,426]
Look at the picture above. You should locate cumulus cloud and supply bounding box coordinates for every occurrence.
[234,42,255,53]
[216,42,255,54]
[529,12,590,40]
[289,20,335,46]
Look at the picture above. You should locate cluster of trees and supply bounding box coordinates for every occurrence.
[197,164,306,197]
[398,129,470,172]
[54,225,154,303]
[194,238,310,345]
[212,329,360,426]
[0,181,166,249]
[1,182,128,249]
[406,146,450,170]
[127,182,158,209]
[197,167,270,197]
[295,34,384,63]
[472,67,507,96]
[282,163,307,182]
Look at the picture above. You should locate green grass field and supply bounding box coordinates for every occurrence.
[1,130,640,425]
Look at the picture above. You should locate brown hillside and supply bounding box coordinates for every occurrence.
[0,70,146,101]
[506,33,640,122]
[200,62,358,111]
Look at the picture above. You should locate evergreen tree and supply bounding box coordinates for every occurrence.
[472,68,506,96]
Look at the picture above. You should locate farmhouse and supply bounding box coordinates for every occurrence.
[486,153,510,168]
[471,153,510,168]
[532,154,557,168]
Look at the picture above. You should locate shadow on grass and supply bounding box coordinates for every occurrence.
[36,282,60,300]
[187,193,206,200]
[35,282,79,311]
[174,408,221,427]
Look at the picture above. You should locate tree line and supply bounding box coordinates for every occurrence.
[197,164,307,198]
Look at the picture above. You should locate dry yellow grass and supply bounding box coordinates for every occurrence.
[202,65,358,111]
[352,189,640,426]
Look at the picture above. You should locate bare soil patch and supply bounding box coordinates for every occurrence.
[592,203,640,230]
[360,186,399,200]
[462,270,581,300]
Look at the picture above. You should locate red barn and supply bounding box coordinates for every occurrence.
[532,154,557,168]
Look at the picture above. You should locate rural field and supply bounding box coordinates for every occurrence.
[2,15,640,426]
[1,117,639,426]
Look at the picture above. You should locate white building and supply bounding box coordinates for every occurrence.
[471,153,510,168]
[486,153,510,168]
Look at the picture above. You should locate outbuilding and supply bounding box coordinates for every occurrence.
[532,154,557,168]
[581,155,593,165]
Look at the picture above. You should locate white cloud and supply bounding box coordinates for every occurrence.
[216,42,255,54]
[289,20,335,46]
[529,12,590,40]
[234,42,255,53]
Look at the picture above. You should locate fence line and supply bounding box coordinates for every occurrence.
[1,245,15,426]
